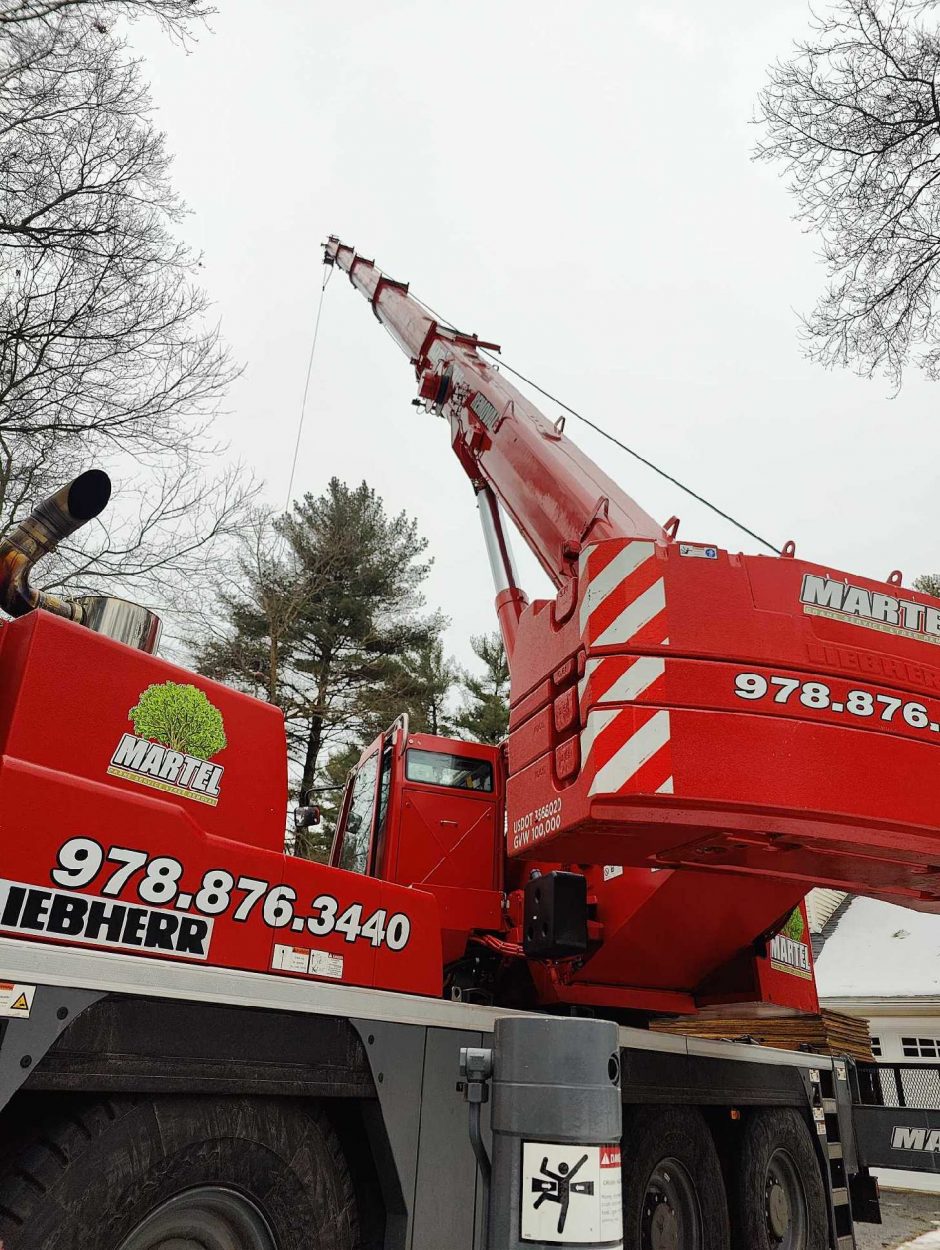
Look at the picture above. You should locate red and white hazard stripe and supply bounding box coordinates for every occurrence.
[587,709,673,797]
[578,539,666,650]
[578,652,666,715]
[578,540,673,797]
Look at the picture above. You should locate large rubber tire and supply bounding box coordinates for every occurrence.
[0,1095,358,1250]
[621,1105,730,1250]
[731,1108,827,1250]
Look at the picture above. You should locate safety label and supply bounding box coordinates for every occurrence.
[271,944,344,981]
[272,944,310,974]
[521,1141,622,1245]
[0,982,34,1018]
[309,949,344,980]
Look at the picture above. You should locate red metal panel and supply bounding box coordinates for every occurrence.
[503,538,940,909]
[0,612,442,996]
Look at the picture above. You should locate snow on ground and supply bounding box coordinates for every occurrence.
[813,897,940,997]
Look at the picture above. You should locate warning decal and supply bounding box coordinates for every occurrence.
[271,944,310,974]
[521,1141,622,1245]
[0,982,34,1018]
[271,944,345,981]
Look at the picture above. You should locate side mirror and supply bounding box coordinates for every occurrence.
[293,805,321,830]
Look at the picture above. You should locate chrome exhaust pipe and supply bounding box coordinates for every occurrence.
[0,469,161,653]
[0,469,111,620]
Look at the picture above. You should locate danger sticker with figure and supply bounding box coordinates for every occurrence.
[0,982,34,1018]
[521,1141,622,1245]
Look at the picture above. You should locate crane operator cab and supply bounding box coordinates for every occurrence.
[330,718,504,965]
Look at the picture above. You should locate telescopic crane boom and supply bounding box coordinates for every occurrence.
[325,236,940,920]
[324,238,664,659]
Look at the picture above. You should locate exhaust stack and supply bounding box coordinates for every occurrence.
[0,469,161,653]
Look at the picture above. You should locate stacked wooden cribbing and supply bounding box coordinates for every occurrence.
[649,1009,873,1062]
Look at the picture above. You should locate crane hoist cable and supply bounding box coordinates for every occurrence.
[408,289,782,556]
[285,266,333,510]
[478,348,783,557]
[304,255,780,554]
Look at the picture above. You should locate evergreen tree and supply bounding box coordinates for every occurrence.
[362,633,459,739]
[300,632,459,863]
[455,632,510,744]
[915,574,940,599]
[197,479,439,850]
[410,635,459,736]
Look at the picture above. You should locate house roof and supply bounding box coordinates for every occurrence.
[813,896,940,999]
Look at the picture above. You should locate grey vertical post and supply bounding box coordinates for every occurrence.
[487,1016,622,1250]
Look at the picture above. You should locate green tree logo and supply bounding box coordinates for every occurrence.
[129,682,227,759]
[782,907,805,943]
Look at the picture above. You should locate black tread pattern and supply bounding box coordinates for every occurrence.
[621,1104,731,1250]
[732,1107,827,1250]
[0,1095,358,1250]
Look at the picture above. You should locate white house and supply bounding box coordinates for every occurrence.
[811,891,940,1196]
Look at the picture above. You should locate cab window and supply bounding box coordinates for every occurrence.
[339,753,379,873]
[371,747,394,873]
[405,748,493,792]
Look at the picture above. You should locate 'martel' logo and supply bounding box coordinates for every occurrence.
[892,1126,940,1152]
[768,933,812,979]
[107,681,227,806]
[801,574,940,645]
[769,908,812,980]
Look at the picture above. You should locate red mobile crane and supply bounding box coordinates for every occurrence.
[0,241,937,1247]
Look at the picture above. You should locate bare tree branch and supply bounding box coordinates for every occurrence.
[0,9,254,621]
[756,0,940,384]
[0,1,213,40]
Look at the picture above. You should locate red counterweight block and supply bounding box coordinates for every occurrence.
[505,537,940,912]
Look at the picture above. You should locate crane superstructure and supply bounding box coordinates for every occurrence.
[323,236,940,1016]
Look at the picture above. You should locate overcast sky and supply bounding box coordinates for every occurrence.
[129,1,940,668]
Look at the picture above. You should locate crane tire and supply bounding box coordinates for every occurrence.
[731,1107,827,1250]
[621,1104,730,1250]
[0,1094,358,1250]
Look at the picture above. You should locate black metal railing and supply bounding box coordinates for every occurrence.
[857,1062,940,1109]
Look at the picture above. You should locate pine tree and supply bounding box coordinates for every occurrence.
[296,631,459,863]
[455,632,510,744]
[196,479,439,849]
[362,633,459,739]
[410,635,460,736]
[915,574,940,599]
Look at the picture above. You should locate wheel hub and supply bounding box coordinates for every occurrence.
[641,1159,702,1250]
[763,1149,807,1249]
[649,1198,679,1250]
[767,1179,791,1238]
[116,1186,277,1250]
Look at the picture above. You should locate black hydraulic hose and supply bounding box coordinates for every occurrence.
[468,1099,491,1245]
